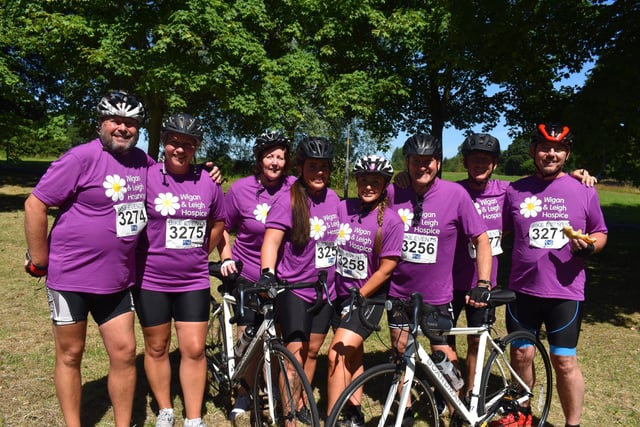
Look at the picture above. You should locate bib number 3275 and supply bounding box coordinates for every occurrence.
[166,219,206,249]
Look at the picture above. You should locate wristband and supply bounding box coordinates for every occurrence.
[476,279,492,287]
[25,250,47,278]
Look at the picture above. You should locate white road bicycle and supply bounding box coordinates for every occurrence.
[206,261,328,426]
[326,289,553,427]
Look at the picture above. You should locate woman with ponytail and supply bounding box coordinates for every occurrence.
[325,155,404,422]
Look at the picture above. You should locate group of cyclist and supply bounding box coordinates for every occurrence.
[23,89,607,427]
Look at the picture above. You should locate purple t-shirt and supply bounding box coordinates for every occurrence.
[225,175,296,282]
[452,179,509,291]
[266,185,341,302]
[387,178,488,304]
[32,139,152,294]
[335,199,404,298]
[137,163,225,292]
[503,174,607,301]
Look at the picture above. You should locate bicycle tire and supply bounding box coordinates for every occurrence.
[325,362,439,427]
[479,330,553,426]
[205,299,232,408]
[252,342,320,426]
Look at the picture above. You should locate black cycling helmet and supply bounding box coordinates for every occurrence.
[353,155,394,181]
[162,113,203,141]
[253,131,291,160]
[97,90,146,124]
[531,123,573,147]
[461,133,501,158]
[402,133,442,158]
[296,136,335,160]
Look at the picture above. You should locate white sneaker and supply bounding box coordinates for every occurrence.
[156,408,175,427]
[229,395,251,421]
[183,418,207,427]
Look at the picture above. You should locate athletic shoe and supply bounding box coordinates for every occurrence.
[489,411,533,427]
[183,418,207,427]
[229,395,251,421]
[296,407,312,425]
[155,408,175,427]
[336,405,365,427]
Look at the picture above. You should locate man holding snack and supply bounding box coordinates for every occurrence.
[499,122,607,427]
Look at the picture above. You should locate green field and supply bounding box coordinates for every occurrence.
[1,161,639,426]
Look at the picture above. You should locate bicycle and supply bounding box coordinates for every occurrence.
[205,261,326,426]
[326,288,553,427]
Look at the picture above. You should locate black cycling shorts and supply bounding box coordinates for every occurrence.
[387,298,454,346]
[506,291,583,356]
[275,289,332,343]
[449,289,496,347]
[46,287,134,326]
[133,288,210,327]
[331,293,386,339]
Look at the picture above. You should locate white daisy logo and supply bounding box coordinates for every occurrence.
[336,223,352,245]
[103,174,127,202]
[254,203,271,224]
[154,192,180,216]
[309,217,327,240]
[474,201,482,216]
[397,208,414,231]
[520,196,542,218]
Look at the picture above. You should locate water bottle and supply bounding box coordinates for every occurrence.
[430,350,464,391]
[234,326,256,359]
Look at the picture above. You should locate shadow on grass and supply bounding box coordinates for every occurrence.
[79,349,186,426]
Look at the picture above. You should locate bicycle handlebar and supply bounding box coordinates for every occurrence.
[344,287,382,332]
[208,262,330,323]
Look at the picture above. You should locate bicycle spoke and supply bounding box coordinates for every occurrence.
[480,331,553,427]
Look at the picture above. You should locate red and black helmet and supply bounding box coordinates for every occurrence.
[531,123,573,147]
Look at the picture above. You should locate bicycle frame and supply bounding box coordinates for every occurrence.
[212,289,284,424]
[392,326,535,427]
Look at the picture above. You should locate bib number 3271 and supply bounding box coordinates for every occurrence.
[529,220,569,249]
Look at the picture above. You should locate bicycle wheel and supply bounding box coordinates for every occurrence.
[479,330,553,426]
[325,363,439,427]
[205,299,232,407]
[252,342,320,426]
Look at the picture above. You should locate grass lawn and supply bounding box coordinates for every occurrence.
[1,161,639,426]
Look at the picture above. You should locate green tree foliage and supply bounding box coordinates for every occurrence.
[564,0,640,185]
[2,0,636,186]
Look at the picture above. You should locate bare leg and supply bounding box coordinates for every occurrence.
[176,321,208,419]
[305,332,327,387]
[327,328,364,415]
[141,322,173,411]
[99,311,137,427]
[53,321,88,427]
[464,335,480,394]
[551,354,584,425]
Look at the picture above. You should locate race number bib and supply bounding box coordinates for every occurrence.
[165,219,206,249]
[467,229,503,259]
[315,241,337,268]
[528,220,569,249]
[336,247,368,279]
[401,233,438,263]
[114,202,147,237]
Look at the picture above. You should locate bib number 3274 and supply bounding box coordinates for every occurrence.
[114,202,147,237]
